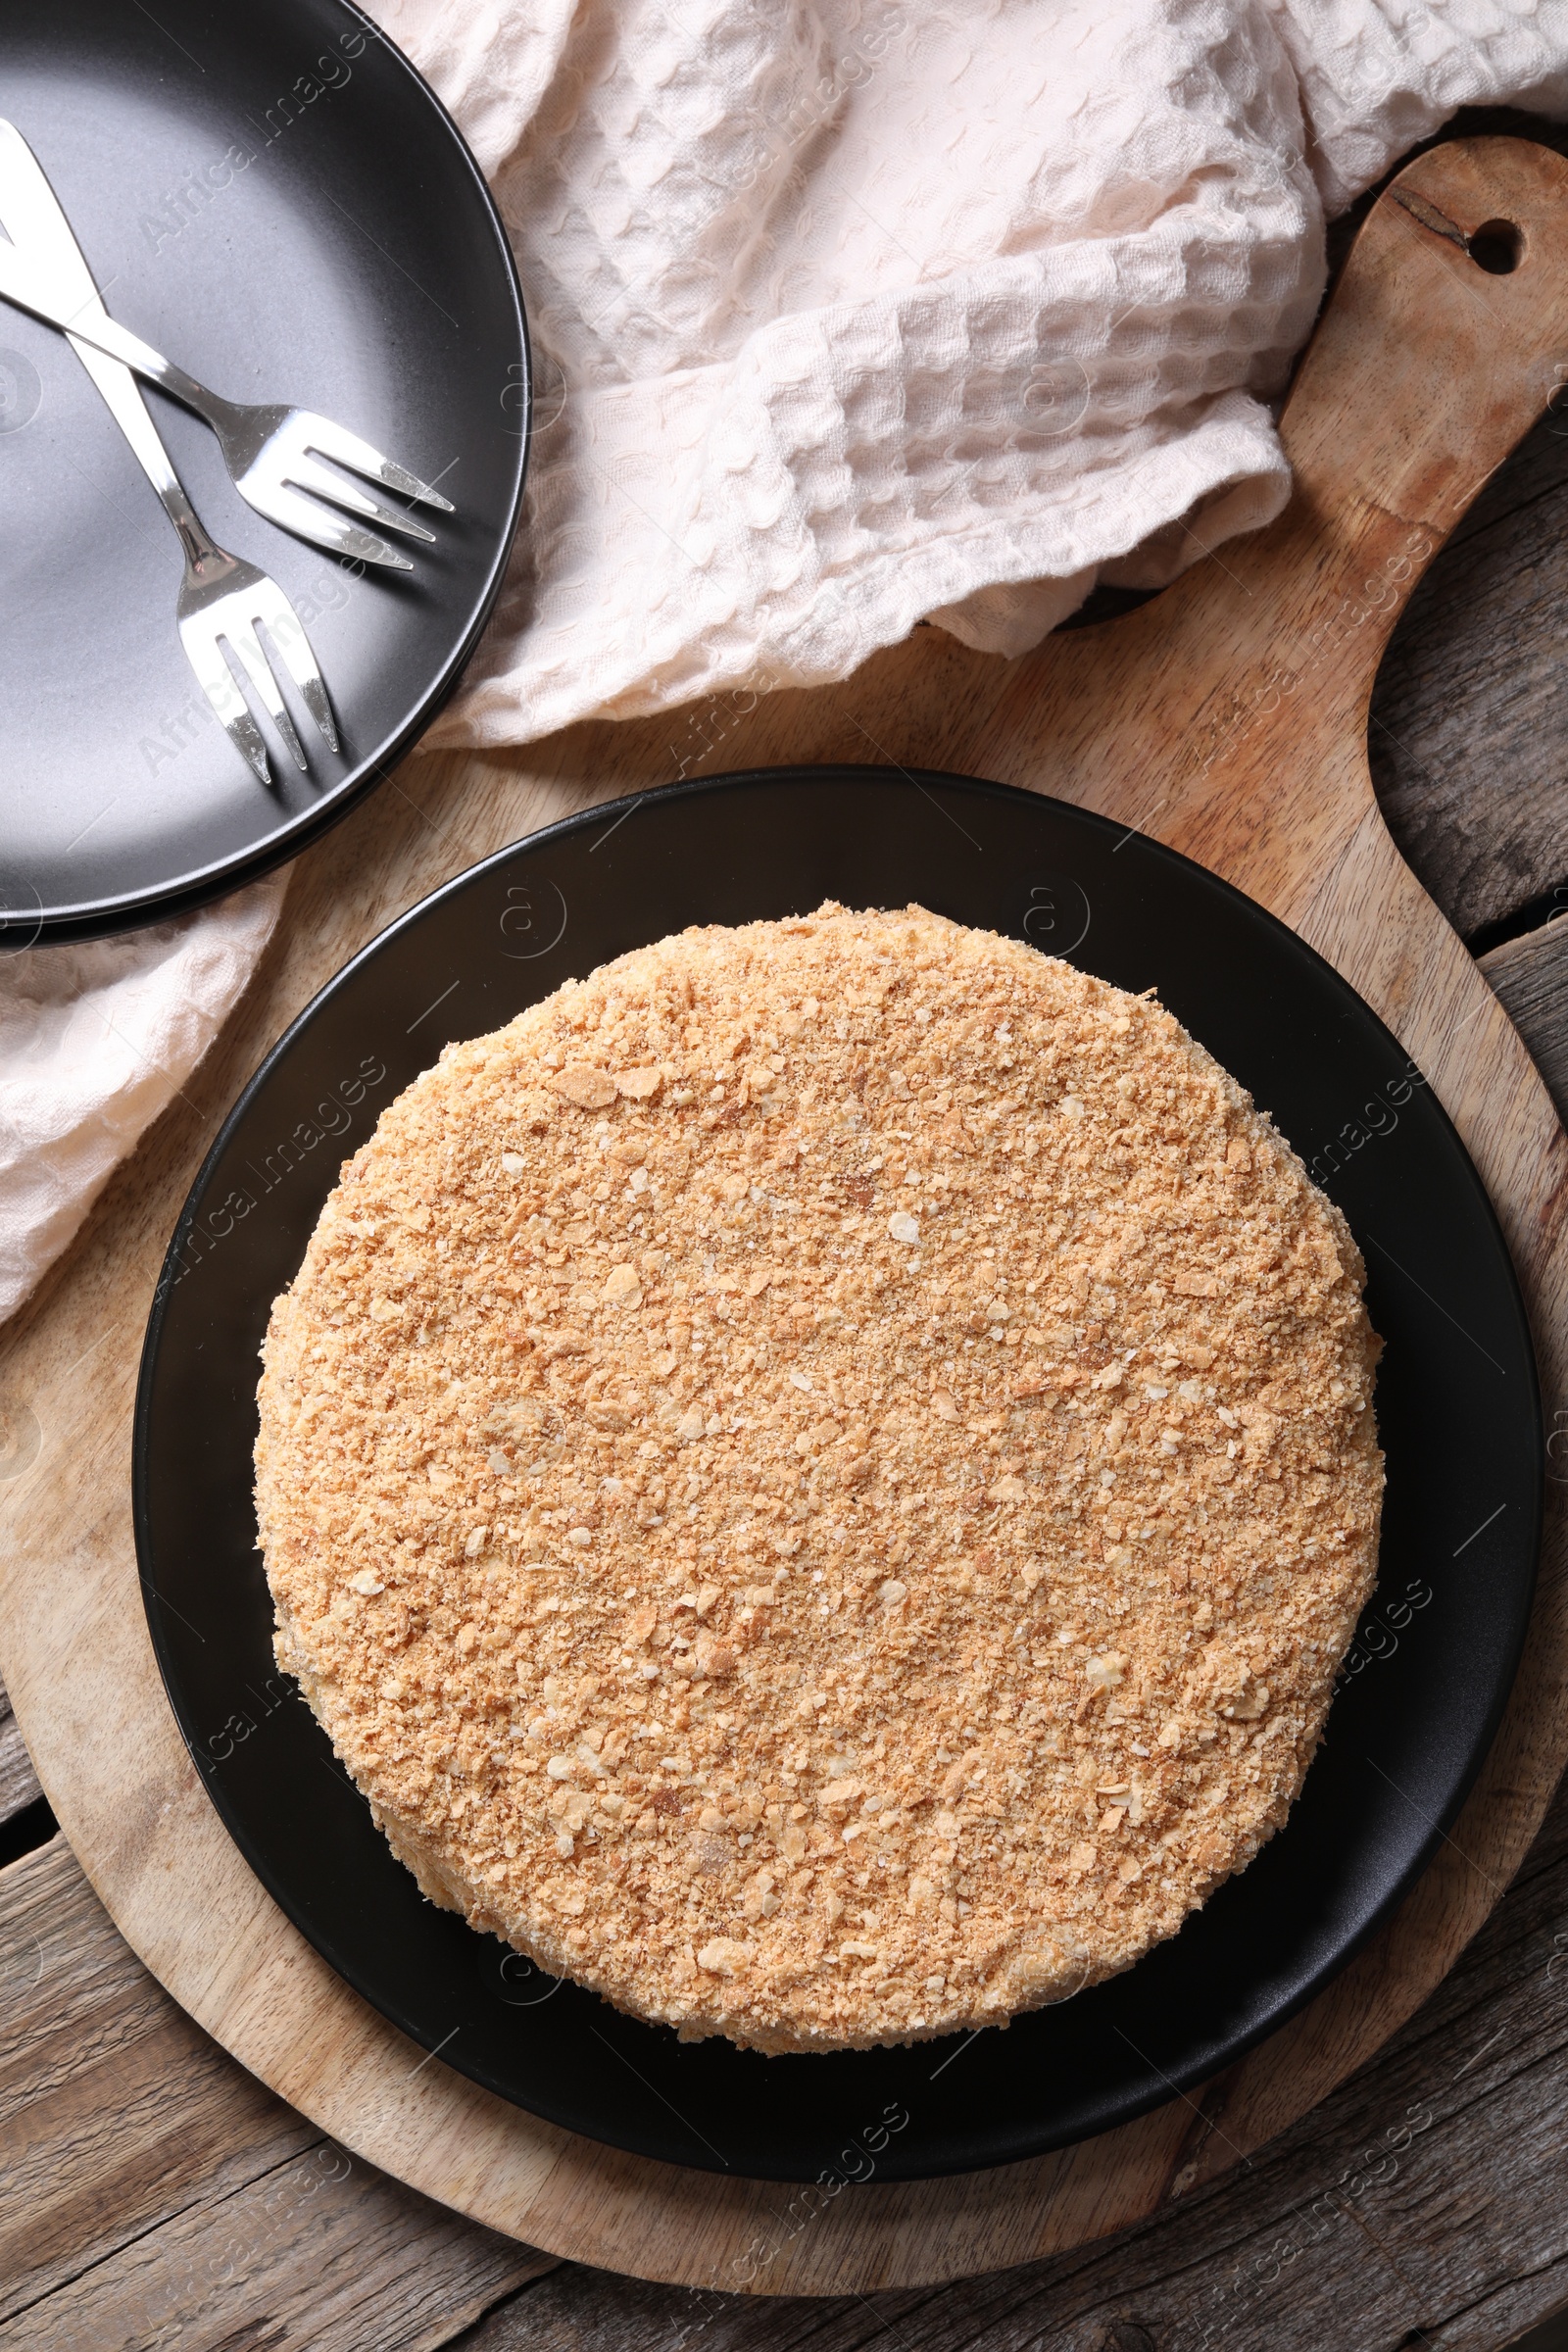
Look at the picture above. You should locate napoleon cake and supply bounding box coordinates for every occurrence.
[255,903,1383,2054]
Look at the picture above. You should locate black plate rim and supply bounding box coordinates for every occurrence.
[11,0,532,949]
[133,763,1544,2180]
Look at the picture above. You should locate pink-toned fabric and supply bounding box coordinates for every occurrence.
[0,878,283,1322]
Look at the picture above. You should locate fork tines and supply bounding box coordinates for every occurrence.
[242,412,455,572]
[179,568,338,786]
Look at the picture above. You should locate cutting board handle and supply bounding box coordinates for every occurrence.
[1275,135,1568,713]
[1026,138,1568,900]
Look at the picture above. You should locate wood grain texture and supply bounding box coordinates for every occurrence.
[0,1672,42,1829]
[1484,916,1568,1123]
[0,1837,552,2350]
[1347,108,1568,951]
[1371,404,1568,945]
[1,137,1567,2296]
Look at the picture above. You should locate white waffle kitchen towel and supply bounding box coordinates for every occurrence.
[4,0,1568,1326]
[395,0,1568,734]
[0,880,286,1324]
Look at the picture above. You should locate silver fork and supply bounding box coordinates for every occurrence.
[0,119,453,573]
[112,394,340,785]
[1,129,336,783]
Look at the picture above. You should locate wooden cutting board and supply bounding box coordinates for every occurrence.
[2,136,1566,2297]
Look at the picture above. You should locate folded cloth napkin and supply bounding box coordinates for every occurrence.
[397,0,1568,730]
[4,0,1567,1327]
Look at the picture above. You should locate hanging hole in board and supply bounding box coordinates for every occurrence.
[1468,219,1523,275]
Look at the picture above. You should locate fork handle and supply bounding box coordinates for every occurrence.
[67,333,223,574]
[58,310,215,426]
[0,241,220,429]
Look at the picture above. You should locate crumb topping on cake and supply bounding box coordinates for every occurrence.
[256,904,1383,2053]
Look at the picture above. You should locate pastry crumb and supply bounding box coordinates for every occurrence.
[255,903,1383,2055]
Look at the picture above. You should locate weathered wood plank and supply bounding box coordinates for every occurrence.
[0,1670,42,1827]
[1370,403,1568,944]
[0,1837,304,2323]
[454,1769,1568,2350]
[1482,915,1568,1128]
[1511,2301,1568,2352]
[0,1837,553,2349]
[7,2138,549,2352]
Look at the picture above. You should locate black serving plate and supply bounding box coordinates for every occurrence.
[135,768,1542,2182]
[0,0,526,943]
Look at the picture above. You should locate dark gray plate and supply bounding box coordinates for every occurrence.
[0,0,526,943]
[136,769,1542,2182]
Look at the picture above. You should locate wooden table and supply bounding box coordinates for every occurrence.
[10,138,1568,2352]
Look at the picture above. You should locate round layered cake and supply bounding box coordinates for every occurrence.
[256,904,1383,2053]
